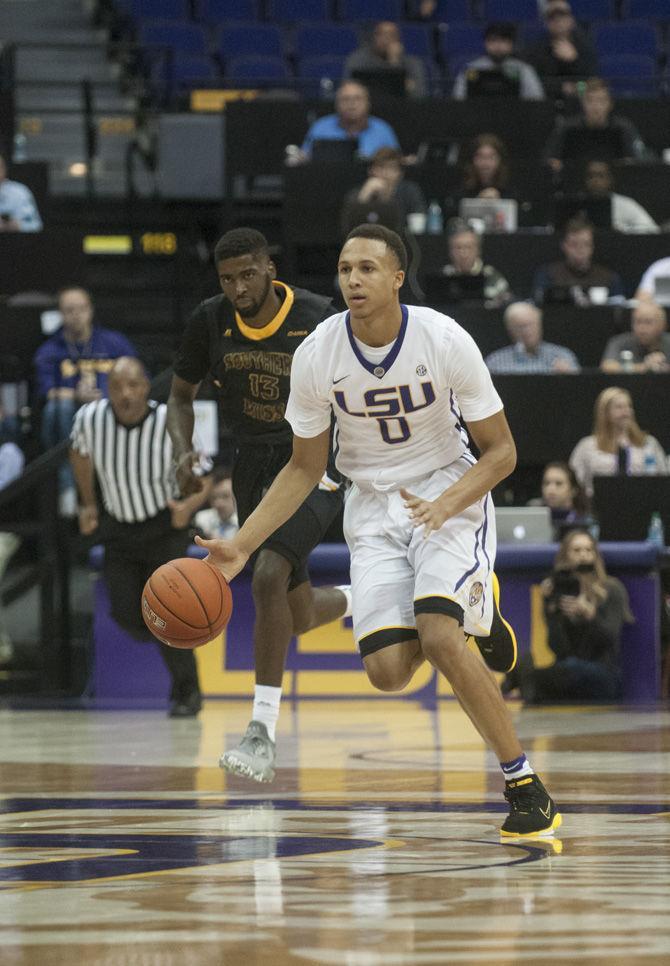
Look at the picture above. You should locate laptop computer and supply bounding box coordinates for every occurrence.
[592,476,670,541]
[459,197,518,233]
[561,127,627,163]
[653,276,670,307]
[424,273,486,306]
[553,194,612,230]
[465,69,520,98]
[311,138,358,163]
[495,506,554,544]
[351,67,406,99]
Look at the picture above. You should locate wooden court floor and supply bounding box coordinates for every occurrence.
[1,699,669,965]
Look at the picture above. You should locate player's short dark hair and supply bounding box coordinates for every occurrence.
[344,224,407,272]
[214,228,270,265]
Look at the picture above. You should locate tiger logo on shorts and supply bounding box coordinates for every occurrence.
[468,581,484,607]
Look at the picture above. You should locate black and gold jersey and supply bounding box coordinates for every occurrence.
[173,282,333,441]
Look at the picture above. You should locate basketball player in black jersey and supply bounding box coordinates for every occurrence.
[167,228,349,782]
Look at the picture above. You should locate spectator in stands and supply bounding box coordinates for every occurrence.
[582,160,659,235]
[600,302,670,374]
[33,286,137,512]
[194,467,238,541]
[532,217,624,305]
[533,460,591,540]
[485,301,580,374]
[457,134,515,201]
[452,22,544,101]
[570,386,668,497]
[340,147,426,237]
[296,81,400,162]
[0,152,42,232]
[545,79,647,173]
[440,221,512,307]
[343,21,428,99]
[0,407,24,664]
[635,256,670,302]
[505,529,631,704]
[524,1,599,99]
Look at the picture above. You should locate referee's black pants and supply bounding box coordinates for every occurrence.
[100,511,200,703]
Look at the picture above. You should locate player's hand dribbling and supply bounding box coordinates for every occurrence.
[400,487,451,536]
[175,451,204,496]
[195,535,249,582]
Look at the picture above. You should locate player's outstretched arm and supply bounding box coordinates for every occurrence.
[197,429,330,581]
[167,374,203,496]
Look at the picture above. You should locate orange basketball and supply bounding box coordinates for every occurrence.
[141,557,232,649]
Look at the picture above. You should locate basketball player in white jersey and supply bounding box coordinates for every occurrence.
[197,225,561,837]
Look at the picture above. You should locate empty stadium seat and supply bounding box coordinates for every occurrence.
[197,0,258,22]
[438,22,484,69]
[225,55,291,81]
[600,54,658,96]
[130,0,190,20]
[399,23,434,58]
[569,0,615,20]
[138,20,208,55]
[622,0,670,18]
[268,0,331,22]
[218,23,285,61]
[484,0,538,22]
[294,24,359,59]
[166,54,218,89]
[297,54,345,83]
[337,0,402,22]
[592,21,659,59]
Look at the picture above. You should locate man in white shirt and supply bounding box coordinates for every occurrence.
[0,153,42,232]
[636,256,670,302]
[583,160,658,235]
[197,224,561,839]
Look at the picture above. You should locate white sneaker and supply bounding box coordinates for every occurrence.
[219,720,276,783]
[335,584,352,619]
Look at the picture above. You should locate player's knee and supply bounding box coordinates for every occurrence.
[251,551,292,604]
[364,655,412,693]
[291,607,314,636]
[418,619,465,671]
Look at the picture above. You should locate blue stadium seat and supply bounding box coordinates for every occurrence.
[197,0,258,22]
[599,54,658,96]
[268,0,330,22]
[592,21,659,59]
[168,54,218,88]
[297,55,345,83]
[438,22,484,67]
[622,0,670,18]
[518,21,547,49]
[295,24,359,59]
[399,23,434,58]
[218,23,285,61]
[225,55,291,81]
[338,0,402,21]
[425,0,475,21]
[130,0,190,20]
[138,21,208,54]
[484,0,538,22]
[569,0,614,20]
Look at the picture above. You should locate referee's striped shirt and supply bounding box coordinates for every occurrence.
[70,398,176,523]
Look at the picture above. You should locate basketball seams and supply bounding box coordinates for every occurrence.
[145,577,208,631]
[172,560,219,631]
[142,557,232,648]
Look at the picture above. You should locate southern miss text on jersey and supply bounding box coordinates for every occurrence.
[285,304,503,487]
[173,282,333,440]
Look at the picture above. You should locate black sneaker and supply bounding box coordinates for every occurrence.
[168,689,202,718]
[501,774,562,837]
[473,572,517,673]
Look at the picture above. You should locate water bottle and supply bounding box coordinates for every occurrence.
[619,349,635,373]
[647,511,665,549]
[12,132,27,163]
[643,446,657,475]
[426,200,444,235]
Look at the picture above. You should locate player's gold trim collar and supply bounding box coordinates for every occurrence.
[235,281,294,341]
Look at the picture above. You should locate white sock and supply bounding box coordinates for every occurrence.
[500,753,534,781]
[335,584,352,619]
[252,685,282,742]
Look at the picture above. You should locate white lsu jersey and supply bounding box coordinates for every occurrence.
[285,304,503,487]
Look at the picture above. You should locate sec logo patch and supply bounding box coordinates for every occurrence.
[468,581,484,607]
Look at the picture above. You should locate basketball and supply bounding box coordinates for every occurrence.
[141,557,232,649]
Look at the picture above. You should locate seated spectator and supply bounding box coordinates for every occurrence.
[344,21,428,99]
[457,134,516,201]
[524,1,599,100]
[194,467,238,541]
[452,22,544,101]
[601,302,670,374]
[532,217,624,306]
[296,81,400,162]
[532,460,591,539]
[582,160,659,235]
[505,529,632,704]
[340,147,426,237]
[545,79,647,173]
[635,256,670,302]
[0,408,24,663]
[439,221,512,307]
[570,386,668,497]
[33,286,137,510]
[485,301,580,374]
[0,152,42,232]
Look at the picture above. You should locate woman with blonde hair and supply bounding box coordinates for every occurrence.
[570,386,668,497]
[505,529,632,703]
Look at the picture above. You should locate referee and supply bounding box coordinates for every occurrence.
[70,356,209,717]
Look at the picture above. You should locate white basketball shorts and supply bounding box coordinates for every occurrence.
[342,456,496,657]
